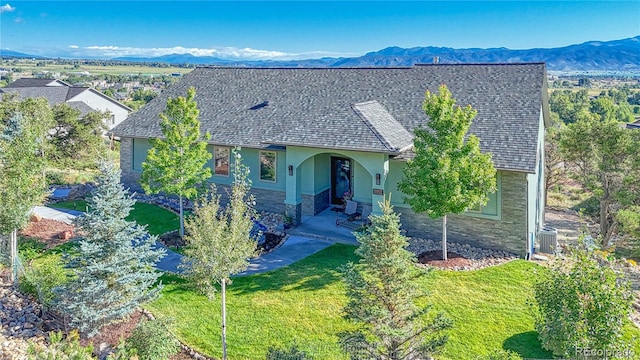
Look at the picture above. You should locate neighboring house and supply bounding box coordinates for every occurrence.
[1,78,131,129]
[627,118,640,129]
[111,64,550,256]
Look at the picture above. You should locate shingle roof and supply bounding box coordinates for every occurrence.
[111,64,548,173]
[5,78,68,88]
[0,87,70,105]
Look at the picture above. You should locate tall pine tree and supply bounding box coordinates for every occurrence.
[54,159,165,337]
[339,198,451,360]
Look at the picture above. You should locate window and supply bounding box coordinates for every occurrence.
[259,151,277,182]
[213,146,230,176]
[466,174,501,219]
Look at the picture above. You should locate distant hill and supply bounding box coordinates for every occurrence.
[335,37,640,71]
[0,49,47,59]
[3,36,639,72]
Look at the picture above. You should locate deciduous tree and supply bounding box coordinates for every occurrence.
[182,148,257,360]
[399,85,496,260]
[54,159,165,336]
[0,96,52,282]
[140,87,211,237]
[339,198,451,359]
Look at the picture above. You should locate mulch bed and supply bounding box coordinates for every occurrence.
[19,218,75,249]
[418,250,474,269]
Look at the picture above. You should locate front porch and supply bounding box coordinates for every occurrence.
[283,146,390,227]
[286,207,360,246]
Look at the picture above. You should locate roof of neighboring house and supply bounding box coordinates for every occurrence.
[5,78,69,88]
[111,63,548,173]
[1,79,132,112]
[0,86,70,105]
[67,101,95,117]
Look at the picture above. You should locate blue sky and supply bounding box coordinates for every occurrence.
[1,1,639,60]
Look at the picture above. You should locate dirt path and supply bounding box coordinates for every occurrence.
[544,208,591,246]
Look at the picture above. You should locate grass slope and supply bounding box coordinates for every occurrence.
[148,245,563,360]
[51,200,179,235]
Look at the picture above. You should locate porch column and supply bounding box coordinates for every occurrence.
[369,157,389,215]
[284,163,302,226]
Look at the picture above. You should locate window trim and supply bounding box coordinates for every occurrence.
[259,151,277,182]
[213,146,230,177]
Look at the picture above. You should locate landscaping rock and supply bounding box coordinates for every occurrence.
[408,237,518,271]
[0,276,47,359]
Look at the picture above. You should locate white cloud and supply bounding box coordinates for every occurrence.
[69,45,79,49]
[72,45,355,60]
[0,4,15,13]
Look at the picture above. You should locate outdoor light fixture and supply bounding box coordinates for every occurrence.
[288,165,293,176]
[376,173,381,185]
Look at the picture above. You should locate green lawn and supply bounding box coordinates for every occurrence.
[51,200,179,235]
[150,244,631,360]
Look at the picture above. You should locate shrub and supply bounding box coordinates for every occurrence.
[473,349,523,360]
[19,255,69,307]
[125,318,180,360]
[18,237,46,261]
[27,330,95,359]
[266,344,312,360]
[533,241,634,357]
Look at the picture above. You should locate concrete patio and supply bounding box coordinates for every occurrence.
[286,207,360,246]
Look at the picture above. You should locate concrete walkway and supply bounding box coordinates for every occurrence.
[31,206,338,275]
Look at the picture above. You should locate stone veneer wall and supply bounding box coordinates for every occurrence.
[119,137,144,192]
[301,188,330,216]
[397,171,529,256]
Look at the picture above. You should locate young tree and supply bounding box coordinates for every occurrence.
[559,115,640,247]
[140,87,212,238]
[54,159,165,336]
[0,96,52,283]
[533,240,634,357]
[339,198,451,359]
[399,85,496,260]
[182,148,258,360]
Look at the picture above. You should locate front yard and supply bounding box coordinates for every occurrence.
[148,244,569,359]
[18,202,640,359]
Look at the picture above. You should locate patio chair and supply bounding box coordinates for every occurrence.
[337,203,372,229]
[336,200,359,226]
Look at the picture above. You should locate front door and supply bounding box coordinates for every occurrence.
[331,157,352,205]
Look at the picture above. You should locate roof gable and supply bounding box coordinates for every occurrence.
[352,101,413,153]
[6,78,69,88]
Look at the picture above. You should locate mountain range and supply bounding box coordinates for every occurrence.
[2,36,639,72]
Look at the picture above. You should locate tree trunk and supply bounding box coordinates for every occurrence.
[10,229,17,284]
[221,278,227,360]
[600,173,610,248]
[179,193,184,238]
[442,215,448,261]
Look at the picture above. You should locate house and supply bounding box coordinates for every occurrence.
[627,118,640,129]
[1,78,131,129]
[111,64,549,256]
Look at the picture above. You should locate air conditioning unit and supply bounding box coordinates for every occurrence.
[538,227,558,254]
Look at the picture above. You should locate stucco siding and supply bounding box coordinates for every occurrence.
[398,170,528,256]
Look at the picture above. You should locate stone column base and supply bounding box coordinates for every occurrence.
[285,203,302,227]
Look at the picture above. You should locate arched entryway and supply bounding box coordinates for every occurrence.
[284,146,389,226]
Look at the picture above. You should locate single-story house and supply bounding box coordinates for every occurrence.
[1,78,131,129]
[111,64,550,256]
